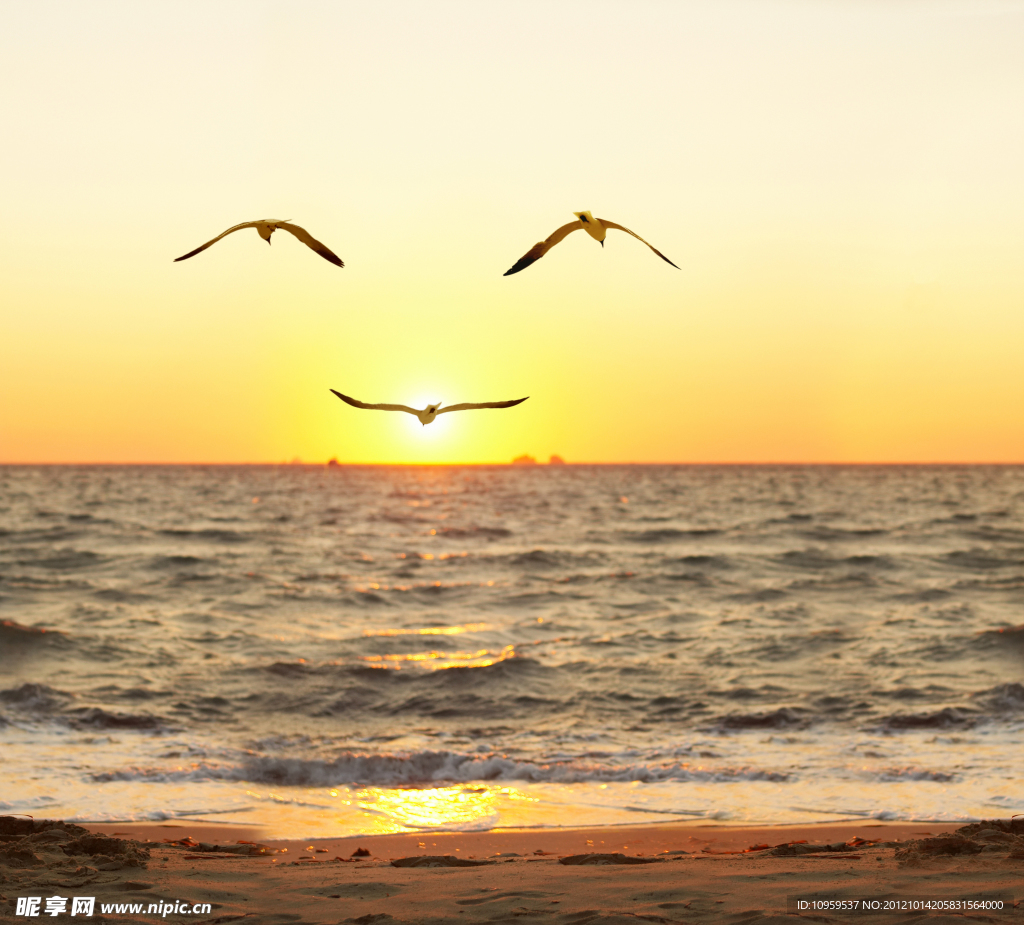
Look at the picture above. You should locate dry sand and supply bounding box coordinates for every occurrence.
[2,817,1020,923]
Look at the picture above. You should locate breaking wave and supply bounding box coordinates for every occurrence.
[92,750,791,786]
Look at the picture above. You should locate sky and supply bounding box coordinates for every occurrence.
[1,0,1022,464]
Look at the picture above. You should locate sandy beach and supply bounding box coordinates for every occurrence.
[3,816,1020,923]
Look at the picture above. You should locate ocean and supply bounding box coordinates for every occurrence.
[1,464,1021,838]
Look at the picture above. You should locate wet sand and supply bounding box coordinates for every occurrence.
[85,819,956,861]
[3,819,1020,923]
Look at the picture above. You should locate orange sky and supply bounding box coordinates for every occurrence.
[1,0,1022,464]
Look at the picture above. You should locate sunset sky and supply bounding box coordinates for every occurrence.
[2,0,1022,464]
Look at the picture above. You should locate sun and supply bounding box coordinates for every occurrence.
[403,394,455,440]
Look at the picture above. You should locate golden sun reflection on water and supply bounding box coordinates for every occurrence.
[364,622,491,637]
[354,785,538,834]
[359,644,515,670]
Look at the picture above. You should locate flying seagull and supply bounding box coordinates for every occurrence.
[174,220,344,267]
[504,211,678,276]
[330,389,528,426]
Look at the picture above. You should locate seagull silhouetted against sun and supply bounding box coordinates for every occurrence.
[330,390,528,426]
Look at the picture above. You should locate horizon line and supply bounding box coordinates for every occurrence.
[2,460,1022,467]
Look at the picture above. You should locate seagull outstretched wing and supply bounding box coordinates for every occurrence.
[278,222,345,267]
[330,390,419,415]
[503,221,583,276]
[437,398,529,414]
[173,221,263,262]
[598,220,680,269]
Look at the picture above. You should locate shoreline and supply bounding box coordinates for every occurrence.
[82,819,949,860]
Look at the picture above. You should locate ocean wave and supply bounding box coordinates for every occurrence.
[375,511,432,525]
[0,619,66,643]
[730,588,788,602]
[0,527,83,544]
[942,549,1023,570]
[705,686,790,704]
[158,528,253,543]
[894,587,951,602]
[797,526,888,541]
[351,590,392,605]
[22,549,105,570]
[663,571,714,585]
[787,806,977,822]
[711,707,808,730]
[64,707,170,731]
[0,575,95,595]
[972,683,1024,712]
[0,683,74,711]
[61,807,260,824]
[501,589,587,606]
[91,750,791,786]
[844,554,897,568]
[439,526,512,539]
[786,574,878,591]
[776,549,897,571]
[93,588,152,603]
[268,653,549,693]
[876,707,979,731]
[620,528,721,543]
[108,687,173,702]
[956,575,1024,591]
[972,623,1024,648]
[669,554,732,569]
[812,694,853,713]
[508,549,604,569]
[879,686,948,702]
[962,525,1024,543]
[148,555,209,570]
[776,548,842,570]
[742,631,852,663]
[264,661,316,677]
[874,767,957,782]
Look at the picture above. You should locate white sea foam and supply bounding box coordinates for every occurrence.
[89,751,793,786]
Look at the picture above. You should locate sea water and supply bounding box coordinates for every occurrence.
[1,464,1021,837]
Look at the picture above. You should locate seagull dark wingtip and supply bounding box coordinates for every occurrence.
[503,258,533,276]
[330,389,367,410]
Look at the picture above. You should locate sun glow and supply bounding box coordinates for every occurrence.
[355,785,537,833]
[359,645,516,670]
